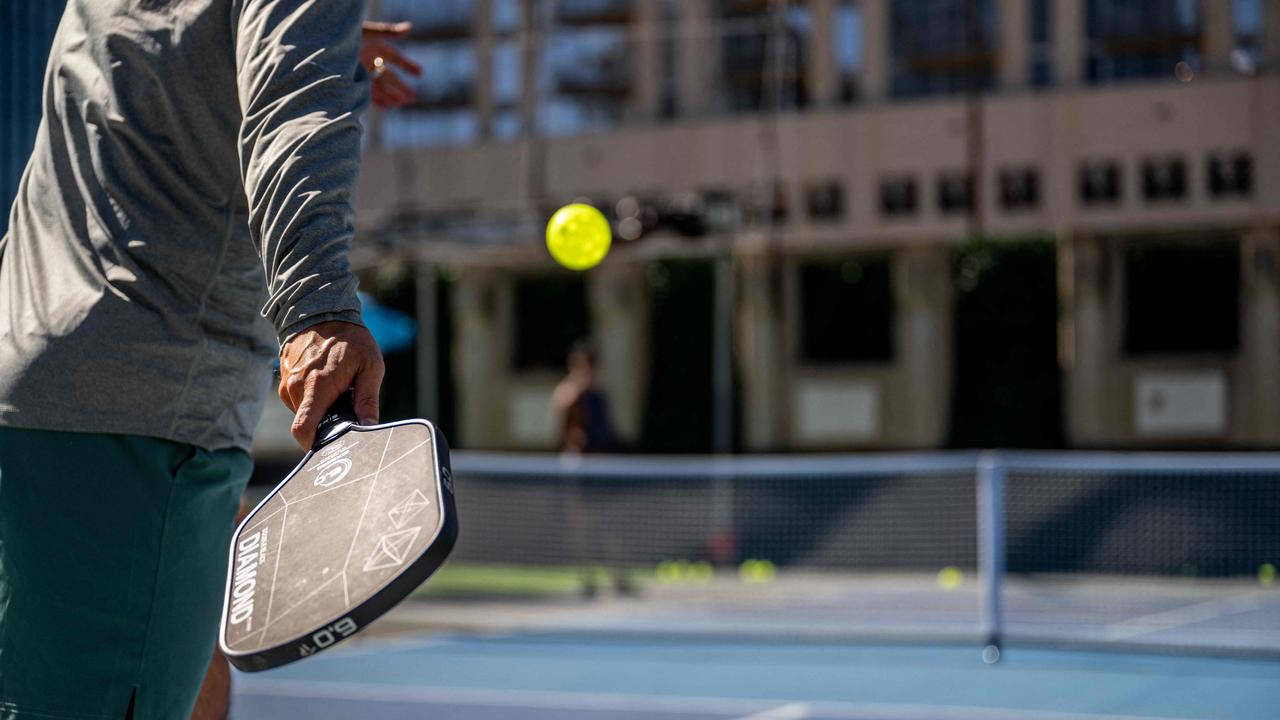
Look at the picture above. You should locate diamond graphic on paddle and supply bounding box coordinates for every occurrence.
[362,527,422,573]
[387,489,431,529]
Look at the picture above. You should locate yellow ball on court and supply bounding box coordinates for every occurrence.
[1260,563,1276,587]
[936,566,964,591]
[546,203,612,271]
[739,559,777,584]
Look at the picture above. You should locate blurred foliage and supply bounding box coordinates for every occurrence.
[949,237,1063,449]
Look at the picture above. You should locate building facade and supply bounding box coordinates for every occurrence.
[332,1,1280,452]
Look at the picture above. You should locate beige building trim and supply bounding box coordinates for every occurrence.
[997,0,1030,89]
[859,0,889,101]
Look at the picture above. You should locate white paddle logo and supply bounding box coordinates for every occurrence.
[229,528,266,629]
[310,440,357,487]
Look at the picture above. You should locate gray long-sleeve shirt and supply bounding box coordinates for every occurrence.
[0,0,370,451]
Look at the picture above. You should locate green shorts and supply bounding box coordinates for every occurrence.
[0,427,251,719]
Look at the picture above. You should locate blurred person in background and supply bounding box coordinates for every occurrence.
[552,340,636,596]
[553,340,623,454]
[0,2,419,718]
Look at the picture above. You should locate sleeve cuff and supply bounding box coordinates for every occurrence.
[277,309,365,345]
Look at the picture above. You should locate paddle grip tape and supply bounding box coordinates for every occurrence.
[314,389,359,449]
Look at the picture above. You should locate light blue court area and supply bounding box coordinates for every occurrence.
[232,634,1280,720]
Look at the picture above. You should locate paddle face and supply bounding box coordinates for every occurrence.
[220,418,456,672]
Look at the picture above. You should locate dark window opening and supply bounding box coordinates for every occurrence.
[805,180,845,222]
[1207,152,1253,198]
[880,177,918,217]
[1085,0,1202,84]
[1124,241,1240,356]
[890,0,997,98]
[1142,157,1187,202]
[999,168,1040,211]
[937,172,973,214]
[513,274,589,370]
[800,257,894,364]
[1080,161,1122,206]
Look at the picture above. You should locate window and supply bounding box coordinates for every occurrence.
[743,182,790,226]
[937,172,973,214]
[702,189,742,232]
[890,0,996,98]
[719,0,811,112]
[1124,241,1239,356]
[379,0,478,148]
[493,0,522,32]
[880,176,918,217]
[999,168,1040,211]
[383,0,472,36]
[835,0,864,103]
[1233,0,1262,74]
[805,180,845,222]
[1079,161,1122,205]
[540,7,633,136]
[1207,152,1253,198]
[1086,0,1202,84]
[492,39,523,140]
[799,257,894,364]
[1030,0,1052,87]
[513,274,590,370]
[1142,157,1187,202]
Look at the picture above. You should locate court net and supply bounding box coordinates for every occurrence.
[428,451,1280,657]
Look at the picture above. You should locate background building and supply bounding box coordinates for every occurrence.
[332,0,1280,455]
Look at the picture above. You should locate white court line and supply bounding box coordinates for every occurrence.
[263,503,288,626]
[234,679,1188,720]
[736,702,811,720]
[1102,593,1265,641]
[287,439,430,507]
[259,571,344,634]
[341,429,395,575]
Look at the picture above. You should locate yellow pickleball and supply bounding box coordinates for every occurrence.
[936,566,964,591]
[546,204,611,271]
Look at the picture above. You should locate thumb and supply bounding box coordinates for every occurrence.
[353,363,384,426]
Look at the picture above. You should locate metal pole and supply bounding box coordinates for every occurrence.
[415,264,439,421]
[965,0,985,238]
[977,450,1005,663]
[713,254,734,455]
[710,253,736,563]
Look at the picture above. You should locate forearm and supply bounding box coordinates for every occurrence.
[235,0,370,342]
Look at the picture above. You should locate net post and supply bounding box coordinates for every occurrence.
[977,450,1006,663]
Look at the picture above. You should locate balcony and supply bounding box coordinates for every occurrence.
[550,48,631,98]
[401,1,474,42]
[408,83,474,111]
[555,0,633,27]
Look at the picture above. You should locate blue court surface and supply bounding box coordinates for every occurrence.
[232,632,1280,720]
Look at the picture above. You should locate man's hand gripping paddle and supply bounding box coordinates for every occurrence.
[219,392,457,671]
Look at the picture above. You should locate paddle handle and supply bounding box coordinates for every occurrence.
[314,389,359,449]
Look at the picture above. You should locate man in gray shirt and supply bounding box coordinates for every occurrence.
[0,1,420,717]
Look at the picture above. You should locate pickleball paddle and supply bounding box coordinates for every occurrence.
[219,391,457,672]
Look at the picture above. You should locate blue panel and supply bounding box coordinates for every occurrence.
[1,1,65,237]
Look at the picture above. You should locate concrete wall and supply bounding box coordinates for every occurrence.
[359,77,1280,246]
[1063,230,1280,448]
